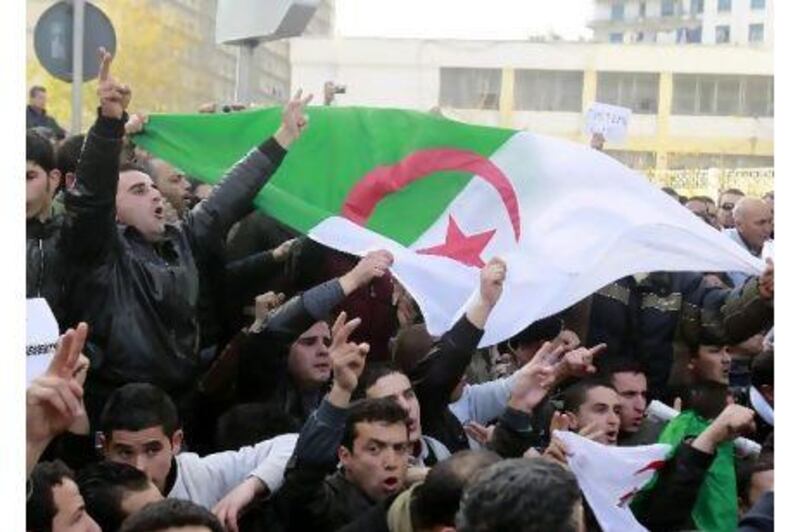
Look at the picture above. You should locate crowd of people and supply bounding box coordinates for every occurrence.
[25,49,775,532]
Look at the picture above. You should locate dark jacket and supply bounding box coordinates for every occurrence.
[26,212,67,325]
[61,112,286,421]
[633,442,717,531]
[566,271,773,400]
[275,400,375,532]
[738,491,773,532]
[409,316,484,453]
[27,105,66,139]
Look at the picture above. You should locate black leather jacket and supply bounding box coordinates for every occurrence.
[26,212,67,325]
[61,112,287,414]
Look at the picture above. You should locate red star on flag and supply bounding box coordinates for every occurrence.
[417,215,496,268]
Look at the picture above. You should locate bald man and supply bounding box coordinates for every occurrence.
[724,197,773,288]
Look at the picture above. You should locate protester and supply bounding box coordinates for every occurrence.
[725,197,773,288]
[77,461,164,532]
[27,85,67,140]
[28,460,101,532]
[602,358,664,446]
[119,499,224,532]
[717,188,745,229]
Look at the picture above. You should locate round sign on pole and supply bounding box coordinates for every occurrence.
[34,1,116,82]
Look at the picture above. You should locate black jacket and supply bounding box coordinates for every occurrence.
[27,105,66,139]
[61,112,286,419]
[408,316,484,453]
[566,271,773,400]
[26,212,67,325]
[275,400,374,532]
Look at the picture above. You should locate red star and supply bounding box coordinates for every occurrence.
[416,216,496,268]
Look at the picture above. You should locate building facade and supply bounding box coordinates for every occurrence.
[291,37,773,195]
[590,0,772,46]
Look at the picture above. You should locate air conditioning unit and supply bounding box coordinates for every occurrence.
[215,0,321,45]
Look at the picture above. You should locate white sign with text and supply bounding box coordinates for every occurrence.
[585,102,632,142]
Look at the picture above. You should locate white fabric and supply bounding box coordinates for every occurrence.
[448,373,517,449]
[168,433,298,509]
[555,430,671,532]
[309,132,764,347]
[749,386,774,427]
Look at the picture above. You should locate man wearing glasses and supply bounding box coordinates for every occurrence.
[717,188,745,229]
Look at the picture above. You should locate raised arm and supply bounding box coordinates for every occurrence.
[185,91,313,256]
[62,49,130,264]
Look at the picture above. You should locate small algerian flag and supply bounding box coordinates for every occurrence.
[555,430,671,532]
[134,107,764,346]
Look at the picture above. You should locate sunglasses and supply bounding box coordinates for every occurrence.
[720,203,735,211]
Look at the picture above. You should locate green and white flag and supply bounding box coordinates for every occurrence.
[135,106,764,346]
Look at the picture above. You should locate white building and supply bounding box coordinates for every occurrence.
[589,0,772,46]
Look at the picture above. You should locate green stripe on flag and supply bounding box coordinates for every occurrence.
[135,107,515,243]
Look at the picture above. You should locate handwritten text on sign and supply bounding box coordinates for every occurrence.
[585,102,632,142]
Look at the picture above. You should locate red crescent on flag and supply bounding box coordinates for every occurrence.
[341,148,521,241]
[633,460,667,475]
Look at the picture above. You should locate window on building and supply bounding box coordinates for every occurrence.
[668,153,773,169]
[610,32,624,43]
[514,70,584,112]
[661,0,675,16]
[751,0,766,9]
[611,2,625,20]
[639,1,647,17]
[749,23,765,42]
[691,0,704,14]
[715,25,730,43]
[687,26,703,42]
[717,0,731,12]
[439,68,502,109]
[672,74,773,116]
[597,72,660,113]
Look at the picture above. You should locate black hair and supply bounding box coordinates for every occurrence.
[721,188,745,198]
[562,377,615,414]
[119,498,224,532]
[214,403,299,451]
[100,383,180,441]
[736,451,774,503]
[341,397,409,451]
[119,160,154,177]
[673,379,729,420]
[506,316,563,351]
[411,450,501,529]
[77,461,154,532]
[750,349,773,388]
[598,357,646,381]
[456,458,582,532]
[27,129,56,173]
[56,134,85,176]
[27,460,75,532]
[353,362,405,401]
[391,324,434,376]
[30,85,46,98]
[687,196,709,204]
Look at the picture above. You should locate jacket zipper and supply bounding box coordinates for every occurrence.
[37,238,44,296]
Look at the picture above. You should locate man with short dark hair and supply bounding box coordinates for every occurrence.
[275,311,413,532]
[77,461,164,532]
[27,85,66,140]
[27,460,101,532]
[717,188,745,229]
[119,499,224,532]
[59,49,313,425]
[26,130,67,323]
[561,378,622,446]
[456,458,584,532]
[99,383,297,509]
[685,196,714,226]
[601,358,664,446]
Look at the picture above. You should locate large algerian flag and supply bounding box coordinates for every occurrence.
[134,106,764,347]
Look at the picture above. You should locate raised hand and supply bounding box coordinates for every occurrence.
[250,291,286,332]
[553,343,607,382]
[96,47,131,119]
[212,477,266,532]
[692,404,756,454]
[274,88,314,149]
[328,312,370,407]
[466,257,507,329]
[271,238,298,263]
[508,341,566,412]
[124,112,148,135]
[464,422,495,447]
[339,250,394,296]
[27,322,90,475]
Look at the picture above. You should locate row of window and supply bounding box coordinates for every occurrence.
[604,150,773,170]
[438,68,774,117]
[611,0,765,20]
[609,22,764,44]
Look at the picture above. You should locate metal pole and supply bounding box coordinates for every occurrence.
[71,0,85,134]
[235,40,256,105]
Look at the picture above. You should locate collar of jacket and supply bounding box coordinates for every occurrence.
[26,208,62,238]
[386,485,417,532]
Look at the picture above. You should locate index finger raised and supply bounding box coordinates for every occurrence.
[98,47,112,82]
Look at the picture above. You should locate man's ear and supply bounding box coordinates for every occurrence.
[47,169,62,193]
[65,171,76,190]
[99,433,109,455]
[170,429,184,455]
[338,445,351,470]
[565,412,579,431]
